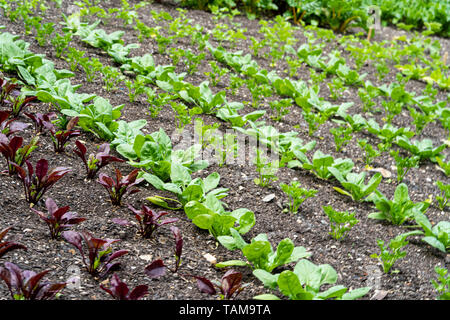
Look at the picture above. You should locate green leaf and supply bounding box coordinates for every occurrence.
[215,260,249,268]
[253,269,279,290]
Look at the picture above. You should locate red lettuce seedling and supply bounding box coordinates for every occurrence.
[100,273,149,300]
[9,95,38,118]
[0,134,38,175]
[25,111,57,134]
[0,78,18,106]
[49,117,80,153]
[62,230,128,278]
[112,204,178,239]
[31,198,86,239]
[0,110,29,136]
[0,227,27,258]
[0,262,66,300]
[193,269,248,300]
[74,140,125,179]
[12,159,72,204]
[144,226,183,278]
[98,168,143,206]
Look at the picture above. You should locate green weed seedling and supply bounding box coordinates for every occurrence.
[436,156,450,176]
[280,181,317,214]
[390,150,420,183]
[358,139,381,166]
[435,181,450,210]
[322,206,359,241]
[269,98,292,121]
[414,211,450,253]
[371,231,423,274]
[432,266,450,300]
[330,124,353,152]
[254,148,279,188]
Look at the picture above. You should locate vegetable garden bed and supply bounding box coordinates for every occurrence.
[0,0,449,301]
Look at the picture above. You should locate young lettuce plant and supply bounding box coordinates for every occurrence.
[0,227,27,258]
[414,211,450,253]
[193,269,249,300]
[98,168,143,206]
[31,198,86,239]
[216,233,311,273]
[329,168,382,202]
[0,262,66,300]
[73,140,125,179]
[62,230,128,278]
[144,226,183,278]
[253,259,371,300]
[100,273,149,300]
[112,204,178,239]
[12,159,71,205]
[367,183,430,225]
[294,150,354,180]
[370,231,423,274]
[395,137,446,163]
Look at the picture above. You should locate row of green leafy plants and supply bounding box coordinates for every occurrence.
[0,0,448,300]
[170,0,450,37]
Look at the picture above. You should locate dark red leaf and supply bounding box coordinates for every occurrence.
[144,259,166,279]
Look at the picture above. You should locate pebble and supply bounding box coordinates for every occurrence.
[262,193,275,202]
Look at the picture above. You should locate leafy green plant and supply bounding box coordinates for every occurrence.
[216,233,311,272]
[253,259,371,300]
[280,181,317,214]
[436,156,450,177]
[396,137,446,163]
[414,211,450,253]
[435,180,450,211]
[253,148,279,187]
[269,98,292,121]
[357,139,381,166]
[390,150,420,183]
[295,150,354,180]
[329,169,382,202]
[330,124,353,152]
[204,60,229,86]
[322,205,359,241]
[370,231,423,274]
[367,183,430,225]
[431,266,450,300]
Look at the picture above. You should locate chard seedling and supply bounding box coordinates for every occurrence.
[100,273,149,300]
[62,231,128,278]
[31,197,85,239]
[370,231,423,274]
[0,227,27,259]
[436,156,450,177]
[269,98,292,121]
[280,181,317,214]
[431,266,450,300]
[330,124,353,152]
[193,269,248,300]
[98,168,143,206]
[322,206,359,241]
[0,262,66,300]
